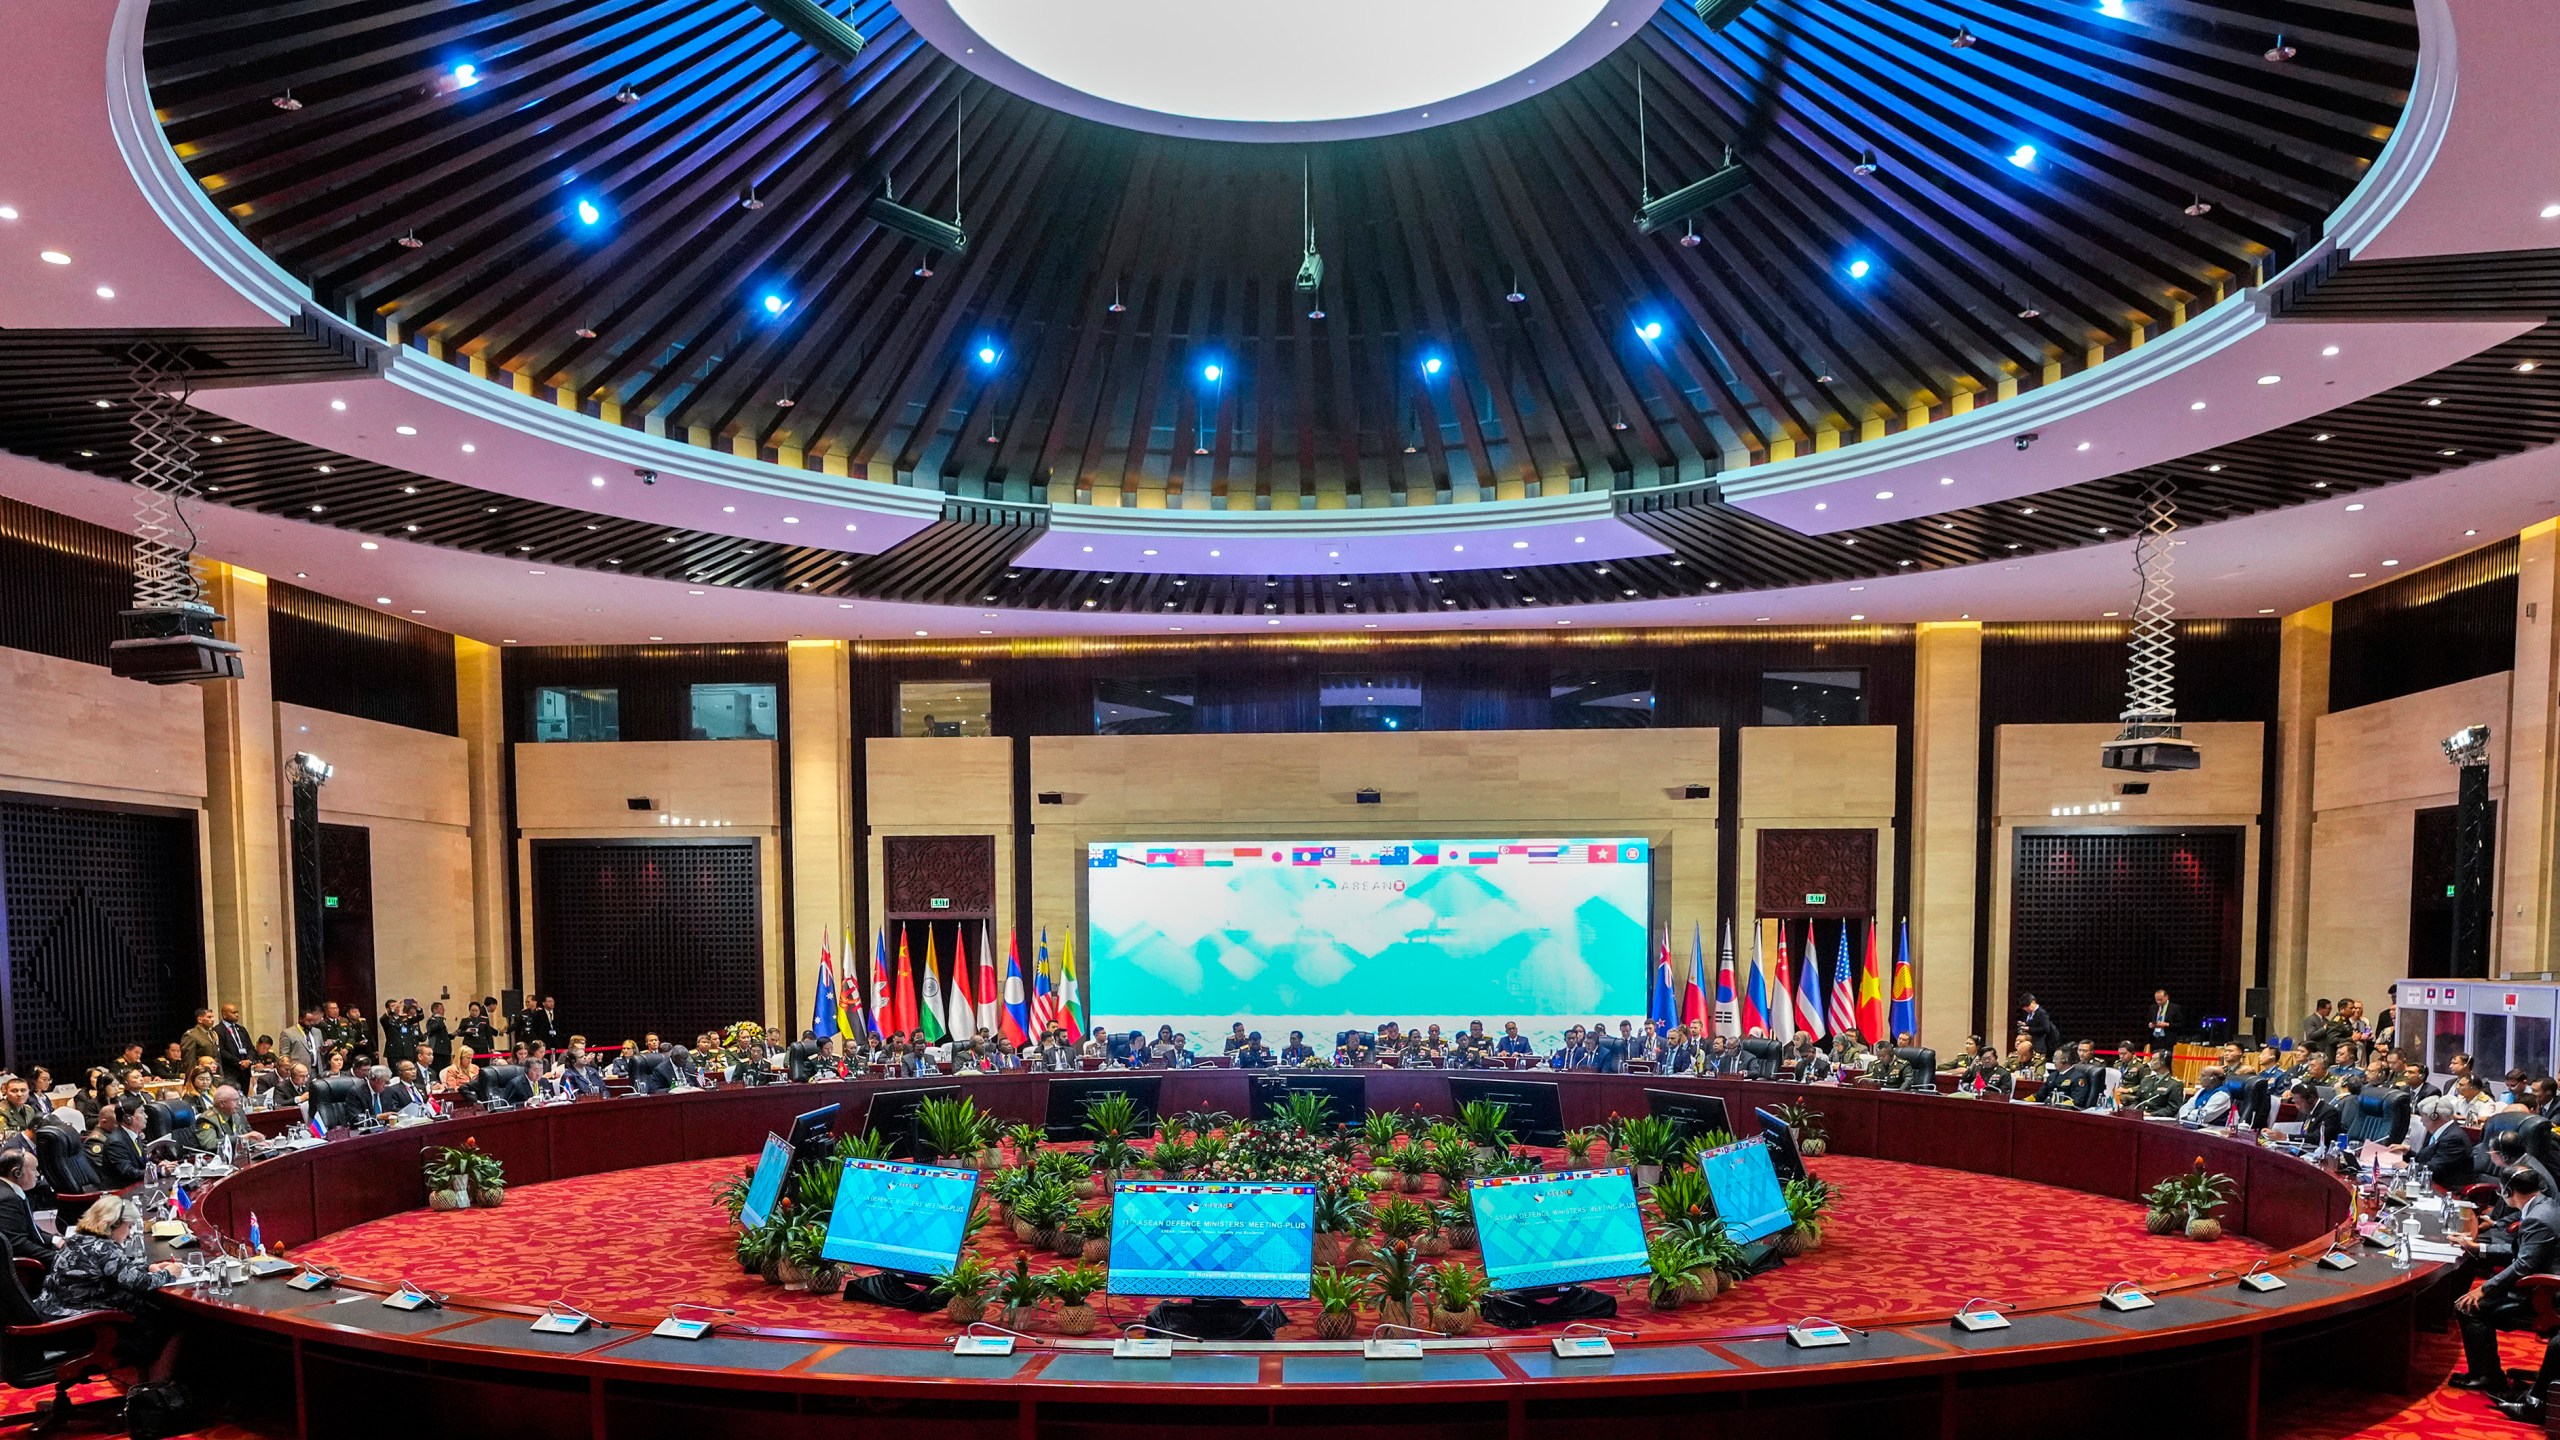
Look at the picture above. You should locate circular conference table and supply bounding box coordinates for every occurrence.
[175,1071,2437,1440]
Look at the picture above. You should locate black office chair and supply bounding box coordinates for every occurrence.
[1892,1048,1938,1092]
[27,1132,99,1233]
[2238,1075,2275,1130]
[627,1053,676,1095]
[0,1255,128,1434]
[473,1065,534,1108]
[1736,1038,1785,1081]
[2343,1091,2412,1145]
[783,1041,820,1084]
[307,1076,369,1131]
[139,1102,191,1145]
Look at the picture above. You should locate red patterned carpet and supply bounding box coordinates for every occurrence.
[62,1154,2525,1439]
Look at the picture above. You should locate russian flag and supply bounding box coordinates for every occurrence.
[1741,921,1771,1036]
[1681,923,1710,1029]
[308,1110,327,1140]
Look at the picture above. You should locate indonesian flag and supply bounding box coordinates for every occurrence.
[1028,929,1060,1036]
[1680,923,1711,1030]
[1765,918,1797,1043]
[999,929,1032,1046]
[1794,920,1829,1041]
[977,920,1002,1036]
[1741,920,1771,1037]
[1710,920,1740,1039]
[947,925,977,1039]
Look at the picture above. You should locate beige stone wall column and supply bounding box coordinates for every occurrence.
[1909,621,1982,1048]
[2502,521,2560,976]
[455,639,513,1004]
[198,563,292,1030]
[2268,605,2330,1026]
[788,641,856,1020]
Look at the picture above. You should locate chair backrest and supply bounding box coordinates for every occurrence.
[309,1076,368,1129]
[628,1053,675,1094]
[29,1128,75,1194]
[2241,1076,2274,1129]
[2344,1092,2396,1143]
[141,1101,188,1142]
[475,1066,532,1107]
[1894,1049,1937,1090]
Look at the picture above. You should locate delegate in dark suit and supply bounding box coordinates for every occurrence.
[0,1167,54,1271]
[2455,1172,2560,1392]
[2409,1110,2477,1191]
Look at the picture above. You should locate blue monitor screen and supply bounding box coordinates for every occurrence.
[1699,1138,1793,1245]
[1109,1181,1317,1299]
[1472,1168,1648,1291]
[821,1160,981,1276]
[738,1134,791,1231]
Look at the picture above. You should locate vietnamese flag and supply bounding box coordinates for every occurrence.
[1857,919,1889,1044]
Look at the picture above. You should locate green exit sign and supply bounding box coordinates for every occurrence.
[929,897,952,910]
[323,896,339,909]
[2447,885,2458,898]
[1805,892,1827,906]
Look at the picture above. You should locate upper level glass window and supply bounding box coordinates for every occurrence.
[1551,670,1655,728]
[1095,678,1198,735]
[689,683,778,740]
[899,681,992,737]
[1760,669,1866,726]
[1320,673,1422,732]
[529,686,619,742]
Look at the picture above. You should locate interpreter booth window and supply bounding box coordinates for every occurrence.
[1551,670,1656,728]
[1761,669,1866,726]
[898,680,992,737]
[689,682,778,740]
[2431,1008,2467,1075]
[1320,674,1422,732]
[528,686,620,743]
[1094,677,1199,736]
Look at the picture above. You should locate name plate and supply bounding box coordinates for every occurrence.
[1362,1337,1425,1360]
[2100,1289,2155,1311]
[1112,1337,1174,1359]
[2239,1272,2287,1292]
[1551,1335,1616,1358]
[1953,1309,2011,1332]
[1786,1323,1852,1349]
[381,1289,437,1311]
[953,1334,1016,1356]
[2317,1250,2359,1270]
[529,1312,594,1335]
[285,1271,332,1292]
[653,1317,713,1341]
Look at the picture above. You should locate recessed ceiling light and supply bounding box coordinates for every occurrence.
[2349,572,2367,579]
[782,516,799,524]
[2345,503,2365,512]
[2543,204,2560,219]
[461,443,476,453]
[2206,464,2223,473]
[2259,608,2275,614]
[1814,502,1827,512]
[2256,374,2281,386]
[38,250,69,265]
[1849,585,1865,592]
[1573,536,1586,544]
[374,596,391,604]
[838,603,852,610]
[2188,401,2206,411]
[0,206,16,220]
[2383,559,2400,567]
[2467,529,2479,536]
[2075,442,2090,452]
[1208,549,1220,557]
[1850,614,1866,621]
[1511,541,1528,549]
[2313,433,2330,442]
[689,589,704,595]
[1939,476,1954,485]
[2519,361,2541,373]
[502,639,517,645]
[2103,611,2118,617]
[2019,506,2037,515]
[1875,490,1893,500]
[2441,448,2462,456]
[94,286,114,299]
[2424,397,2443,407]
[2322,345,2340,357]
[1141,548,1157,556]
[412,609,427,615]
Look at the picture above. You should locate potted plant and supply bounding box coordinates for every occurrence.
[932,1253,996,1326]
[1309,1264,1363,1341]
[1392,1142,1430,1193]
[1434,1187,1478,1251]
[1053,1205,1087,1259]
[975,1112,1006,1170]
[831,1129,893,1163]
[1149,1136,1196,1179]
[1693,1128,1736,1154]
[1642,1233,1707,1311]
[1273,1090,1337,1137]
[1360,1242,1424,1330]
[2141,1174,2190,1236]
[1359,1111,1403,1169]
[1614,1115,1678,1188]
[1780,1176,1835,1254]
[1662,1215,1743,1301]
[1373,1196,1434,1252]
[792,1158,842,1220]
[1561,1129,1602,1168]
[997,1255,1047,1329]
[915,1096,991,1168]
[1425,1261,1491,1335]
[985,1168,1028,1228]
[1311,1185,1365,1268]
[2181,1163,2236,1242]
[1775,1103,1829,1158]
[424,1145,474,1210]
[782,1218,841,1294]
[463,1140,506,1206]
[1650,1168,1711,1227]
[735,1210,790,1282]
[1016,1177,1078,1252]
[1044,1263,1107,1335]
[1076,1204,1112,1264]
[1003,1123,1046,1166]
[1425,1139,1478,1201]
[1457,1101,1515,1161]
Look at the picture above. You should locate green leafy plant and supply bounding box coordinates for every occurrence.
[1773,1103,1827,1152]
[1015,1177,1078,1242]
[1069,1203,1112,1241]
[1187,1133,1229,1172]
[1081,1093,1141,1144]
[1002,1123,1046,1162]
[1028,1148,1089,1191]
[1360,1110,1404,1154]
[1273,1090,1337,1136]
[782,1218,840,1290]
[1089,1131,1141,1177]
[1312,1184,1368,1236]
[1373,1195,1435,1244]
[1650,1168,1711,1224]
[1433,1187,1478,1248]
[2179,1163,2236,1219]
[1309,1263,1364,1314]
[1693,1128,1737,1154]
[733,1210,790,1274]
[1359,1241,1425,1321]
[1615,1114,1679,1170]
[930,1252,996,1321]
[1392,1141,1431,1183]
[914,1095,991,1164]
[1042,1262,1107,1308]
[1643,1232,1707,1308]
[1174,1108,1235,1138]
[831,1129,893,1163]
[1425,1138,1479,1189]
[1426,1261,1491,1314]
[1561,1129,1603,1166]
[1149,1136,1197,1175]
[1662,1215,1749,1280]
[711,1168,755,1222]
[1456,1100,1514,1151]
[997,1255,1048,1320]
[1782,1176,1836,1245]
[1421,1121,1470,1154]
[984,1167,1030,1214]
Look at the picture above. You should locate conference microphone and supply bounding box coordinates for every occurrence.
[1113,1322,1191,1358]
[1551,1322,1638,1358]
[1784,1315,1864,1348]
[531,1299,603,1335]
[656,1304,738,1341]
[1952,1297,2015,1332]
[383,1276,446,1311]
[955,1320,1039,1356]
[1363,1322,1439,1360]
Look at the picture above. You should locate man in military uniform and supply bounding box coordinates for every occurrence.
[0,1076,37,1135]
[2119,1064,2186,1117]
[191,1085,253,1154]
[178,1008,222,1077]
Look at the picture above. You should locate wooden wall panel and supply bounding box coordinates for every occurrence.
[268,582,458,736]
[0,646,208,808]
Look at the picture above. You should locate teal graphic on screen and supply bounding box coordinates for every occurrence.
[821,1160,981,1275]
[1699,1138,1793,1245]
[1108,1181,1317,1299]
[1086,839,1650,1049]
[738,1134,791,1231]
[1473,1169,1649,1290]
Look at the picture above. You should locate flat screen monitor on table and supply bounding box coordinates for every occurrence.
[1247,1072,1365,1125]
[1699,1137,1794,1246]
[1041,1075,1163,1141]
[1446,1077,1566,1145]
[1108,1181,1317,1299]
[1645,1090,1734,1147]
[737,1133,792,1231]
[858,1087,958,1160]
[1472,1168,1649,1293]
[820,1159,982,1278]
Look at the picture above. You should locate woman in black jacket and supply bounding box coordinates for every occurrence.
[37,1196,186,1381]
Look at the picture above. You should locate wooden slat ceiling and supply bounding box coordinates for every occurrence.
[143,0,2414,508]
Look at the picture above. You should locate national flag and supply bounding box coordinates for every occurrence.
[1028,929,1060,1036]
[977,920,1002,1035]
[1741,920,1770,1037]
[947,926,977,1040]
[171,1180,191,1215]
[867,930,889,1038]
[1890,917,1918,1041]
[1681,923,1711,1030]
[918,930,951,1043]
[999,928,1031,1045]
[1793,920,1829,1041]
[1766,918,1797,1043]
[890,928,918,1037]
[1826,924,1858,1037]
[1648,929,1676,1034]
[1858,919,1888,1044]
[810,930,841,1040]
[307,1110,326,1140]
[1058,929,1086,1042]
[1710,920,1740,1039]
[249,1212,264,1254]
[834,927,858,1040]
